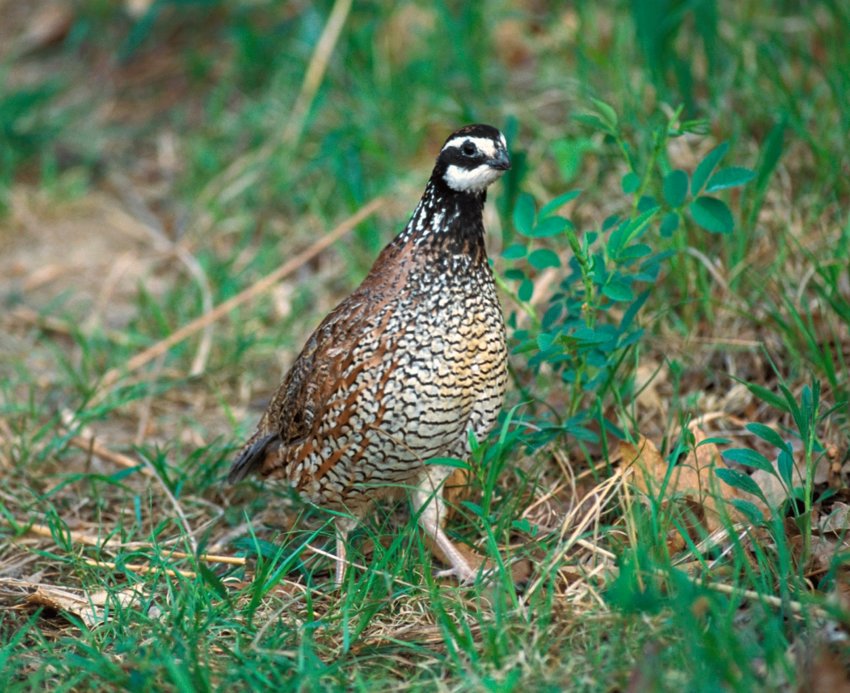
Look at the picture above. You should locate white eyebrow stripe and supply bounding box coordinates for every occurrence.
[441,135,499,158]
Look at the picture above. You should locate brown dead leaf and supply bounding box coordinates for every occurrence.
[0,577,146,628]
[818,502,850,534]
[806,535,849,580]
[749,468,787,512]
[625,430,740,534]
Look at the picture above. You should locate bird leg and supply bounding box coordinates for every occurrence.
[412,466,479,583]
[333,515,358,587]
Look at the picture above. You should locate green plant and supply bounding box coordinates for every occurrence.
[501,101,756,449]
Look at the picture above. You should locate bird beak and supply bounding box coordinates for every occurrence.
[488,149,511,171]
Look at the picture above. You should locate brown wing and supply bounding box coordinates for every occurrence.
[228,241,411,483]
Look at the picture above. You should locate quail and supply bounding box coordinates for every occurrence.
[229,124,511,585]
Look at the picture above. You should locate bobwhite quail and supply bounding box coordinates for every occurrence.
[229,124,511,585]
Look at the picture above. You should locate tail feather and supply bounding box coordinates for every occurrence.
[228,432,278,483]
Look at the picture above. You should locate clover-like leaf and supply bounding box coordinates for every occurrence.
[532,216,570,237]
[778,450,795,488]
[528,248,561,270]
[659,211,679,238]
[730,498,766,525]
[622,172,640,194]
[574,113,615,136]
[539,189,581,217]
[723,448,775,475]
[745,423,788,452]
[502,243,527,260]
[716,467,767,503]
[691,142,730,194]
[689,196,734,234]
[602,280,634,302]
[591,97,619,130]
[513,193,536,236]
[662,169,688,207]
[706,166,755,192]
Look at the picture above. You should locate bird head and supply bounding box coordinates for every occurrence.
[435,124,511,194]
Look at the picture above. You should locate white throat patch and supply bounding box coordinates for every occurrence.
[443,163,506,193]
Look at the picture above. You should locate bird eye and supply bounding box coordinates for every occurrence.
[461,141,477,156]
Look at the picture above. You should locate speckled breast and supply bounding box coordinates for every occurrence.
[297,261,507,510]
[382,262,507,457]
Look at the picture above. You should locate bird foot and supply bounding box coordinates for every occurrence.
[434,566,475,584]
[434,561,481,585]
